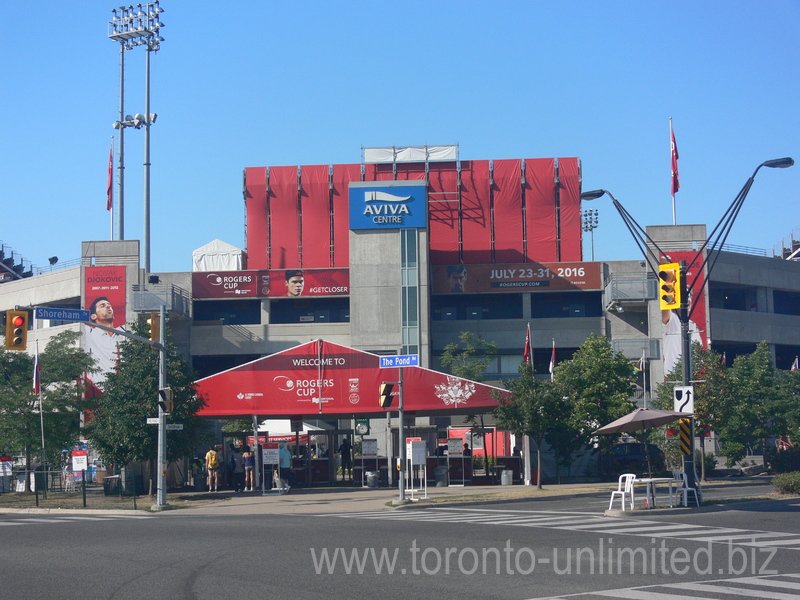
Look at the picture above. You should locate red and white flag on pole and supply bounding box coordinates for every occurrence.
[792,356,798,371]
[33,343,41,396]
[522,323,531,365]
[549,339,556,381]
[670,122,680,196]
[107,137,114,211]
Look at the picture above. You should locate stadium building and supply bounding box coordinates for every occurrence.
[3,145,800,483]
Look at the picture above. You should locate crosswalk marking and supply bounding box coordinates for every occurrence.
[529,573,800,599]
[326,508,800,551]
[0,514,154,527]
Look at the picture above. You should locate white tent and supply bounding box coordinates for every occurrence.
[192,239,243,272]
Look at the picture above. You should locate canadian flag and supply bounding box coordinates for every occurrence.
[549,339,556,381]
[523,323,531,365]
[671,125,680,196]
[107,139,114,211]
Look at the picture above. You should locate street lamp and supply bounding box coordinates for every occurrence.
[109,2,165,272]
[581,209,599,261]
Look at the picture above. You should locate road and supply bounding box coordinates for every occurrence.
[2,484,798,599]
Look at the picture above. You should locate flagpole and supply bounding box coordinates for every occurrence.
[670,118,678,225]
[35,341,46,478]
[642,348,648,408]
[108,136,115,240]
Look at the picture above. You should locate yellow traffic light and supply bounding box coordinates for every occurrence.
[146,312,160,343]
[658,262,682,310]
[5,310,29,351]
[379,383,395,409]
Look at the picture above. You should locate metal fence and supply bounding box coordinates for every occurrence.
[0,468,144,511]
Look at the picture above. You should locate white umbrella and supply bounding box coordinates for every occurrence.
[593,408,691,435]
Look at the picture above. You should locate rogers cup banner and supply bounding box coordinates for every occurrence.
[192,269,349,299]
[432,262,602,294]
[195,340,507,417]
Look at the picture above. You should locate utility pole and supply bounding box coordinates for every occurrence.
[154,303,168,509]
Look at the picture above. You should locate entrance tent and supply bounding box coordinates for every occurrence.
[195,340,507,418]
[192,238,243,272]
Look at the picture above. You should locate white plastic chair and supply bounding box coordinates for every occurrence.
[672,470,700,507]
[609,473,636,511]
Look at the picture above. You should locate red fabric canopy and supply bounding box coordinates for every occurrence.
[195,340,507,418]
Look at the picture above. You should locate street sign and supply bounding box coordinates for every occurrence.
[34,307,91,322]
[673,385,694,413]
[146,418,159,425]
[379,354,419,368]
[165,424,183,431]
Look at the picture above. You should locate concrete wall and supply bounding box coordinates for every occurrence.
[190,322,351,356]
[349,228,402,351]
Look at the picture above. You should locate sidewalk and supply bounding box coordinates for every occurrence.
[163,476,777,516]
[0,477,776,516]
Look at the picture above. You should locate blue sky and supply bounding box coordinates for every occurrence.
[2,1,798,274]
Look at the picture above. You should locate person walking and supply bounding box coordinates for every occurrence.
[277,442,292,494]
[242,446,255,491]
[205,445,221,492]
[338,436,353,481]
[231,447,245,492]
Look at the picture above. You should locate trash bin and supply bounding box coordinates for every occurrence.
[194,472,208,492]
[434,465,449,487]
[500,469,513,486]
[366,471,379,488]
[103,475,121,496]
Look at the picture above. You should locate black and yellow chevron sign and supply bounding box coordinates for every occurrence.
[679,418,692,455]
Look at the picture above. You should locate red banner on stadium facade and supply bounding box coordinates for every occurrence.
[432,262,601,294]
[192,269,349,299]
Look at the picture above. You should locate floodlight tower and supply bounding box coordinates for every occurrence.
[109,3,165,272]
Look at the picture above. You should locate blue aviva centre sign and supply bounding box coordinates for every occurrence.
[348,182,428,230]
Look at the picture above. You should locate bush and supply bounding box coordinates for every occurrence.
[698,450,717,474]
[765,446,800,474]
[772,472,800,495]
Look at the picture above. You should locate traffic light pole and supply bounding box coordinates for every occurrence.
[677,261,698,492]
[398,367,406,503]
[154,304,168,510]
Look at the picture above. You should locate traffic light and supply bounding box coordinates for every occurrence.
[379,382,395,409]
[158,387,174,413]
[146,312,160,343]
[658,262,682,310]
[5,310,29,351]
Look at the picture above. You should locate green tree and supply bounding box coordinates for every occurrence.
[717,342,781,465]
[85,317,211,492]
[0,330,95,488]
[554,333,636,475]
[655,343,727,480]
[439,331,497,382]
[493,362,568,489]
[439,332,498,471]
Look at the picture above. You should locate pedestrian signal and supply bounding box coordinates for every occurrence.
[158,387,174,413]
[5,310,29,351]
[658,262,682,310]
[379,383,395,409]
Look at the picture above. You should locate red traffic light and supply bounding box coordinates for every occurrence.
[11,315,24,327]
